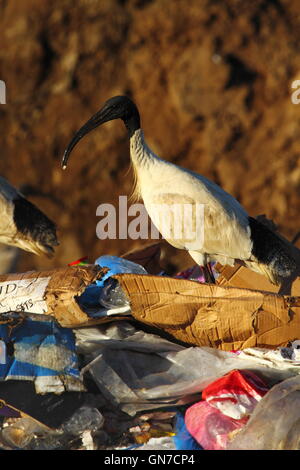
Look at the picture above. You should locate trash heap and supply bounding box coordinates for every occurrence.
[0,243,300,450]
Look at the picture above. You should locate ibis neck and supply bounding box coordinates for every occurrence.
[129,129,159,169]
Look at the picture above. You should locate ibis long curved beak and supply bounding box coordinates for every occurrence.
[62,95,141,169]
[61,106,114,169]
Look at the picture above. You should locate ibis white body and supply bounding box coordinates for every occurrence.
[130,130,253,267]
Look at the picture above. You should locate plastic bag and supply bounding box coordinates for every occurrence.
[79,255,147,309]
[173,412,203,450]
[95,255,147,282]
[185,400,248,450]
[202,369,269,419]
[98,277,130,309]
[96,256,147,308]
[78,322,300,416]
[185,370,268,450]
[228,375,300,450]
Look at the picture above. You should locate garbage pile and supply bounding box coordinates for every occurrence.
[0,242,300,450]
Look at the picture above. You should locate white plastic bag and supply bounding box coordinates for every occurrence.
[77,322,300,415]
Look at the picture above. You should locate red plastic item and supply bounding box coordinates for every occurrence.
[185,370,269,450]
[203,369,269,419]
[68,257,88,266]
[185,401,248,450]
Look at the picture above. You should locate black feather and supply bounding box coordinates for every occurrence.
[249,216,296,283]
[13,196,58,252]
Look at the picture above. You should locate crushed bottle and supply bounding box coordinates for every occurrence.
[61,406,104,435]
[99,278,130,309]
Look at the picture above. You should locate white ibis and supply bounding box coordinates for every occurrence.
[62,96,297,285]
[0,176,58,256]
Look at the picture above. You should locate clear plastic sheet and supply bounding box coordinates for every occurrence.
[78,322,300,415]
[228,375,300,450]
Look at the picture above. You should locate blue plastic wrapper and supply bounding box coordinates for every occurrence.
[0,317,83,394]
[80,255,147,306]
[173,412,203,450]
[94,256,147,286]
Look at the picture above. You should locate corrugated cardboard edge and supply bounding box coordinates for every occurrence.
[215,262,300,295]
[0,265,115,328]
[115,273,300,351]
[44,265,105,327]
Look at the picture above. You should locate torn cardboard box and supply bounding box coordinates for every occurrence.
[115,273,300,351]
[215,262,300,295]
[0,265,129,328]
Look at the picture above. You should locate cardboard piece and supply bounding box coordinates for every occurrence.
[215,262,300,296]
[115,273,300,351]
[0,265,127,328]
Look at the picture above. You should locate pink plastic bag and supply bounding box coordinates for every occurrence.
[185,370,269,450]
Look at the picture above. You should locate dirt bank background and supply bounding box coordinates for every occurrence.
[0,0,300,273]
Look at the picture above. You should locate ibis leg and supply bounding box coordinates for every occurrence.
[202,263,215,284]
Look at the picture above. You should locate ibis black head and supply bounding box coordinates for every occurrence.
[62,95,141,169]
